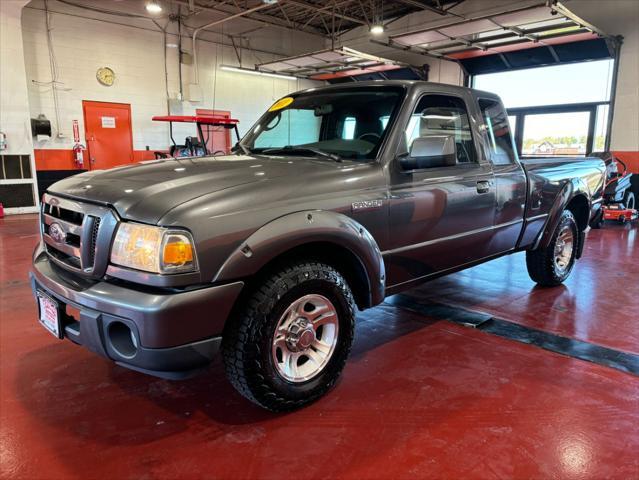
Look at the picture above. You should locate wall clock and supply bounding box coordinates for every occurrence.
[96,67,115,86]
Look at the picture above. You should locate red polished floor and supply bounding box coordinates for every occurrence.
[409,223,639,354]
[1,215,638,479]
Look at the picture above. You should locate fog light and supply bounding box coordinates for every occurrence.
[108,322,138,358]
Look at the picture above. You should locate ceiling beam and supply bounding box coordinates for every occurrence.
[371,38,442,61]
[283,0,368,26]
[550,0,618,43]
[393,0,451,16]
[297,0,357,31]
[388,2,547,43]
[171,0,329,37]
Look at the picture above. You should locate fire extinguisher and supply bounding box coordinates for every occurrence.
[73,142,85,169]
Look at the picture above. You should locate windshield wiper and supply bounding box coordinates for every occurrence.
[232,142,251,155]
[261,146,342,162]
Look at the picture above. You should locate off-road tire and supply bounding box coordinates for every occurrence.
[222,261,356,411]
[623,191,635,210]
[526,209,579,287]
[590,209,604,229]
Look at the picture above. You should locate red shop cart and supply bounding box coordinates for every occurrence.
[152,115,240,158]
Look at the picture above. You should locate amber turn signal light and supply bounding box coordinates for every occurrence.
[163,241,193,266]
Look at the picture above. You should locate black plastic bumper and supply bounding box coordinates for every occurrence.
[30,244,243,379]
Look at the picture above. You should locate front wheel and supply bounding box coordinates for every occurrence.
[222,261,356,411]
[526,209,579,286]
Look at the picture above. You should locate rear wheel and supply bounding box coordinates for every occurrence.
[222,261,356,411]
[590,209,604,229]
[624,191,635,210]
[526,210,578,286]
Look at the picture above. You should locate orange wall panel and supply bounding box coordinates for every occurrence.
[34,149,79,171]
[35,149,167,171]
[133,150,162,162]
[612,151,639,174]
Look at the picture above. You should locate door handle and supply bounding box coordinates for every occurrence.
[476,180,491,194]
[87,134,96,165]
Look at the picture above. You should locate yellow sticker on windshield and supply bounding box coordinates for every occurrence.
[268,97,293,112]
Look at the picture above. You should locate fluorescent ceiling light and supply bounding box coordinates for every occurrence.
[370,24,385,35]
[146,1,162,13]
[220,65,297,81]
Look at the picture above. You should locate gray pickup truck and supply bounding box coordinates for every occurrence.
[31,81,605,411]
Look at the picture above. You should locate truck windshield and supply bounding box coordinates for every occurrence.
[241,87,404,161]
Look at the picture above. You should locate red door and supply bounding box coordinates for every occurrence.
[196,109,232,155]
[83,101,134,170]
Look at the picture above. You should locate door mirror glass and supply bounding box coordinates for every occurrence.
[400,135,457,170]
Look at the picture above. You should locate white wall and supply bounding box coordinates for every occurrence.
[0,0,38,214]
[8,0,639,157]
[1,1,34,155]
[20,1,324,152]
[168,39,320,143]
[570,0,639,152]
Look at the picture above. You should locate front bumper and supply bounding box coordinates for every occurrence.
[30,244,244,379]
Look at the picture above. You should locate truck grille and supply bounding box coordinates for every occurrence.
[41,193,118,278]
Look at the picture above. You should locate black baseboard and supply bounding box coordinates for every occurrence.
[36,170,85,200]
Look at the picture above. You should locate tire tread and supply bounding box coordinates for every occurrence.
[526,210,578,287]
[222,261,356,411]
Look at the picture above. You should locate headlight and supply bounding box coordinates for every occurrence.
[110,222,197,274]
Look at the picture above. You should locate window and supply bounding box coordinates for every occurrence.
[254,109,321,149]
[0,154,36,210]
[593,105,609,152]
[244,87,404,161]
[0,155,32,180]
[521,111,590,157]
[403,95,476,164]
[479,99,516,165]
[342,117,356,140]
[472,59,615,157]
[473,60,614,108]
[508,115,517,140]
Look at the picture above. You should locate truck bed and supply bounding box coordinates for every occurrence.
[521,156,606,206]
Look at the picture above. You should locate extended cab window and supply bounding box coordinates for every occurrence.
[479,98,516,165]
[403,95,476,164]
[341,117,356,140]
[244,87,403,161]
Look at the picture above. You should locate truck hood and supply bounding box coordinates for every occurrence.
[48,155,336,224]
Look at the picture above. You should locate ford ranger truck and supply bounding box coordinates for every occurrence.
[31,81,606,411]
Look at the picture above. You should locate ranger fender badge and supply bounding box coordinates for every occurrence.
[351,199,383,211]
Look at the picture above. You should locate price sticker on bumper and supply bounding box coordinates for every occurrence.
[37,292,61,339]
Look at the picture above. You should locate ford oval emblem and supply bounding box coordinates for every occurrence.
[48,222,66,244]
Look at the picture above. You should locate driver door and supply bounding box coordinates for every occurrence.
[384,93,496,287]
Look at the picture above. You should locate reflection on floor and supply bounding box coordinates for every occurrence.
[407,224,638,354]
[1,215,637,479]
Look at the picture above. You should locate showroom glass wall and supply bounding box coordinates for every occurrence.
[473,59,614,158]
